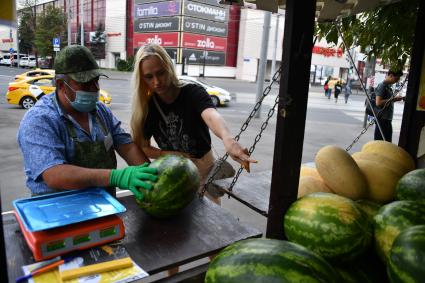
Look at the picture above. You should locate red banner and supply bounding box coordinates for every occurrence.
[312,46,343,57]
[181,33,227,52]
[133,32,179,48]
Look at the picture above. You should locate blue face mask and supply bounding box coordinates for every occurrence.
[63,81,99,112]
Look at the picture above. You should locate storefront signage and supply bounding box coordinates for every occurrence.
[135,1,180,18]
[183,1,228,22]
[190,0,222,7]
[182,33,227,52]
[133,32,179,48]
[134,17,180,33]
[312,46,343,57]
[183,17,227,37]
[182,49,225,65]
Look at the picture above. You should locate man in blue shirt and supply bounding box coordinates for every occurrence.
[17,45,157,199]
[374,70,404,142]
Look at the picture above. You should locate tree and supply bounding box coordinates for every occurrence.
[34,5,67,58]
[18,1,37,55]
[315,0,419,70]
[90,24,106,60]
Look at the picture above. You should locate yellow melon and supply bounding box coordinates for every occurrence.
[361,141,415,173]
[297,176,332,198]
[355,159,401,203]
[300,166,321,179]
[315,145,367,200]
[352,152,406,177]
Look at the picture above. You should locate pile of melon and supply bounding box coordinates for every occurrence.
[298,140,415,203]
[206,141,425,282]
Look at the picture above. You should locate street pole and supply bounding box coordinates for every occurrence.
[271,14,280,79]
[80,0,84,46]
[255,11,271,118]
[67,0,72,46]
[201,34,206,77]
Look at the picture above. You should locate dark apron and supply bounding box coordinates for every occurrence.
[65,114,118,196]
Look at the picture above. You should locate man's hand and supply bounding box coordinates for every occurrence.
[393,95,404,102]
[109,163,158,200]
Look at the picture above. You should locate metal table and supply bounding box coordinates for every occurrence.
[3,195,262,282]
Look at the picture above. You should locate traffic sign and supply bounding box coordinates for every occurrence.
[52,38,60,47]
[53,47,60,52]
[9,47,14,53]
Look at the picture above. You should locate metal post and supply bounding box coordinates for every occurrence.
[271,14,280,79]
[266,0,317,239]
[80,0,84,46]
[255,11,271,118]
[67,0,72,46]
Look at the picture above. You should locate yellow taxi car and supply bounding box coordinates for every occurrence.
[14,69,55,82]
[6,75,112,109]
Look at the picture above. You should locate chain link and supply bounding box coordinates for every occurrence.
[199,66,283,198]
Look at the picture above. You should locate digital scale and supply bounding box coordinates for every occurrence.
[13,188,126,261]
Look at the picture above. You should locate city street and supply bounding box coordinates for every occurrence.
[0,66,405,232]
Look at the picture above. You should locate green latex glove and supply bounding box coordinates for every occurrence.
[109,163,158,200]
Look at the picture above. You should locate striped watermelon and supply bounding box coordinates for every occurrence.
[373,201,425,262]
[356,200,382,222]
[396,169,425,201]
[136,155,200,218]
[388,225,425,283]
[334,249,388,283]
[205,238,340,283]
[284,192,372,262]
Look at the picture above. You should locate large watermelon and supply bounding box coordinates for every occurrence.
[356,199,382,222]
[205,238,340,283]
[136,155,200,218]
[388,225,425,283]
[284,192,372,262]
[374,201,425,263]
[334,249,389,283]
[395,169,425,201]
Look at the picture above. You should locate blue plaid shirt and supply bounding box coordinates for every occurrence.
[17,92,132,195]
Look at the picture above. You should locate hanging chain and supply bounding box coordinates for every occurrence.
[199,66,283,198]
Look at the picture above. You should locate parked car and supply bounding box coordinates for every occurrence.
[177,75,233,107]
[19,57,29,68]
[6,75,112,109]
[1,54,11,66]
[38,57,53,69]
[14,69,55,81]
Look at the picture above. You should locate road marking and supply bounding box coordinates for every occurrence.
[0,75,14,78]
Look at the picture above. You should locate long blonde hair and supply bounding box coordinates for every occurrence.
[130,44,181,148]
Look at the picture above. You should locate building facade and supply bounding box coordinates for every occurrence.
[9,0,365,80]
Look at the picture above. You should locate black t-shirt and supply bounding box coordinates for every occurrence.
[144,83,215,158]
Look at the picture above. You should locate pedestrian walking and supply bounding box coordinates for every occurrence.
[334,80,342,103]
[344,78,352,104]
[324,76,332,99]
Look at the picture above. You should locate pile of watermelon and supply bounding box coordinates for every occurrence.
[205,141,425,283]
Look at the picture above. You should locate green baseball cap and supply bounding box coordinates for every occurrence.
[54,45,107,83]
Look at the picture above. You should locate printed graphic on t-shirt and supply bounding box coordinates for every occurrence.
[157,111,196,153]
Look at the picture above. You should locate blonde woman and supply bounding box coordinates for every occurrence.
[130,44,256,203]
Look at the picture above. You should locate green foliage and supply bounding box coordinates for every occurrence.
[315,0,419,70]
[34,5,67,58]
[18,7,36,55]
[90,24,106,60]
[116,56,134,71]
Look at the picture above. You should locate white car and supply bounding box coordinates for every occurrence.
[178,76,233,107]
[19,57,29,68]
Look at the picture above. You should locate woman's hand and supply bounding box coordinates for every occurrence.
[223,137,257,172]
